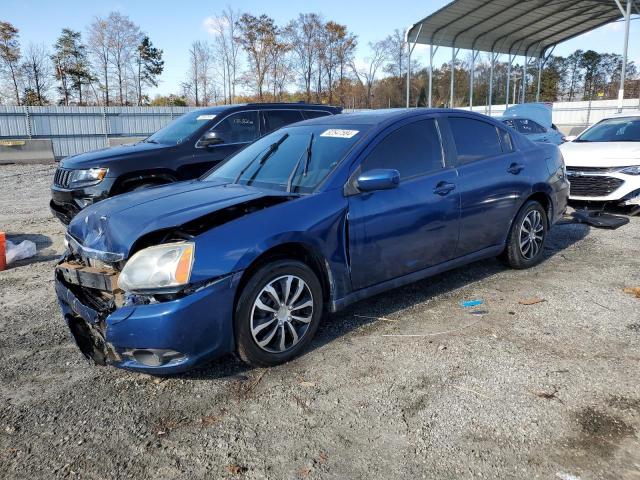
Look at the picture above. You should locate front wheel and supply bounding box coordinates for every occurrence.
[501,200,548,269]
[235,260,323,367]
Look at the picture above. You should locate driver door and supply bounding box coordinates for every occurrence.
[185,110,260,178]
[347,118,460,291]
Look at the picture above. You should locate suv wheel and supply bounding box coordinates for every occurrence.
[235,260,323,367]
[501,200,548,269]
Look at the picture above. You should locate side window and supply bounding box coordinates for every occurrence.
[209,111,259,144]
[263,110,304,133]
[448,117,503,164]
[498,129,514,153]
[302,110,331,120]
[516,119,546,134]
[362,119,444,179]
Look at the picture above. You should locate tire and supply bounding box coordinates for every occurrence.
[235,259,323,367]
[500,200,548,269]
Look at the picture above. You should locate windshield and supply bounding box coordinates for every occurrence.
[204,124,368,193]
[146,110,218,145]
[577,117,640,142]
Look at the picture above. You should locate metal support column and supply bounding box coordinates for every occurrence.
[405,24,422,108]
[506,54,514,109]
[614,0,631,112]
[488,52,498,115]
[428,45,439,108]
[536,57,543,102]
[522,55,527,103]
[450,47,459,108]
[469,50,479,110]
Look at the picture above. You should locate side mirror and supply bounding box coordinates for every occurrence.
[356,169,400,192]
[199,131,225,147]
[564,135,577,142]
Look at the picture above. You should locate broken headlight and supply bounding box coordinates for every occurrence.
[620,166,640,175]
[68,168,108,188]
[119,242,195,292]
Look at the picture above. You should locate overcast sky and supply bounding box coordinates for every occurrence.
[3,0,639,97]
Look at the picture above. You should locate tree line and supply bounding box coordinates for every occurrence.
[0,9,638,109]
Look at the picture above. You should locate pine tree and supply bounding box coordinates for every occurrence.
[136,36,164,105]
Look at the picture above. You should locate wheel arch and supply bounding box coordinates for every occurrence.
[110,169,178,195]
[233,242,333,315]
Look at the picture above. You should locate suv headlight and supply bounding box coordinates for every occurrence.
[119,242,195,292]
[68,168,108,187]
[620,166,640,175]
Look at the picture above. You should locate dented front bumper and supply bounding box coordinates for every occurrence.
[55,265,239,374]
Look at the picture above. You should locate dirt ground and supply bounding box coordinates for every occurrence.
[0,163,639,480]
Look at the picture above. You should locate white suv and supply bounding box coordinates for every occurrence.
[560,112,640,207]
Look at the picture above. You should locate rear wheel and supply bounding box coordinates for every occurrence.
[235,260,323,367]
[501,200,548,269]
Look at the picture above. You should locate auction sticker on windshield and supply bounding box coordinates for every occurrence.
[197,115,216,121]
[320,129,359,139]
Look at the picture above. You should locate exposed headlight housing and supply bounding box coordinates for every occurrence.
[118,242,195,293]
[620,166,640,175]
[68,168,108,188]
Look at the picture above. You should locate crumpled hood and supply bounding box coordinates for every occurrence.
[560,141,640,167]
[68,180,282,258]
[61,141,169,169]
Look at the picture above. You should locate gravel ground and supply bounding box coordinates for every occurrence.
[0,163,639,480]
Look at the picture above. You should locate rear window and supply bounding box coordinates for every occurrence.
[263,110,304,133]
[302,110,332,120]
[448,117,503,164]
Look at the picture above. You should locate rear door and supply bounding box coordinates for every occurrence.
[261,110,305,135]
[443,116,527,257]
[348,117,460,290]
[187,110,260,178]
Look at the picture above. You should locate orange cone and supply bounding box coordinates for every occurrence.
[0,232,6,271]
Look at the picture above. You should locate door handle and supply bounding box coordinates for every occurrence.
[433,181,456,196]
[507,163,524,175]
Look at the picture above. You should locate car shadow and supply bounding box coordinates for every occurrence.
[4,233,59,268]
[178,221,590,381]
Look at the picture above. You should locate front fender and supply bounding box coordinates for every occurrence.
[189,190,351,297]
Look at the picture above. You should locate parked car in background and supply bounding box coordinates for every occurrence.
[496,103,565,145]
[50,103,341,224]
[560,112,640,207]
[55,109,568,373]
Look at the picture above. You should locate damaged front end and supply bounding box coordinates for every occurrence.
[55,250,124,366]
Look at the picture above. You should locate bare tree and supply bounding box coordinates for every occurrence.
[236,14,278,101]
[0,21,21,105]
[107,12,141,105]
[87,16,111,105]
[186,40,216,106]
[351,40,386,108]
[206,7,241,104]
[287,13,323,102]
[21,43,53,105]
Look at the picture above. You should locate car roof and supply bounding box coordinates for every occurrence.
[602,111,640,119]
[296,108,494,127]
[193,103,341,115]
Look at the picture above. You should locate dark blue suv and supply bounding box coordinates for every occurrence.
[50,103,341,224]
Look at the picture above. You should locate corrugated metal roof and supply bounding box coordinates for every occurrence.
[407,0,624,58]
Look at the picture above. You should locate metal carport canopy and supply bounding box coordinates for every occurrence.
[406,0,624,58]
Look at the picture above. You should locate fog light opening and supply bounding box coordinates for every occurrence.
[126,349,184,367]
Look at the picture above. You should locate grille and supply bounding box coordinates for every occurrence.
[566,166,614,174]
[54,168,73,188]
[568,175,624,197]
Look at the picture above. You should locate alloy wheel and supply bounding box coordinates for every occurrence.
[519,210,544,260]
[250,275,314,353]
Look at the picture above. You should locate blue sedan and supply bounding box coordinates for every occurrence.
[55,109,569,373]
